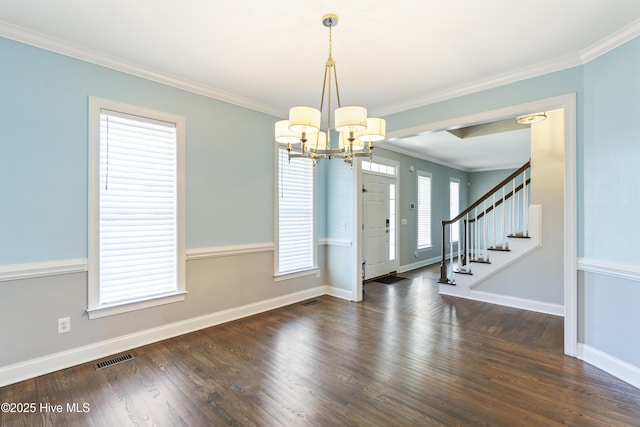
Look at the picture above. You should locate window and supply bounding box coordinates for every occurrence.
[362,160,396,176]
[88,97,185,319]
[389,183,396,261]
[417,171,432,249]
[450,178,460,242]
[276,148,315,275]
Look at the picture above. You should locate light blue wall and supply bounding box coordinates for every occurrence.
[323,154,355,292]
[467,168,518,204]
[583,37,640,265]
[580,36,640,366]
[0,37,276,265]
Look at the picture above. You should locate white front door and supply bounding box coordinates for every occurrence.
[363,173,396,280]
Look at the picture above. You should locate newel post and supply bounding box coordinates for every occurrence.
[438,221,450,284]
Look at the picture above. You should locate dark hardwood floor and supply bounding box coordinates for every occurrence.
[2,265,640,426]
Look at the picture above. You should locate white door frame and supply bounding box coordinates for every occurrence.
[352,93,577,356]
[361,160,400,279]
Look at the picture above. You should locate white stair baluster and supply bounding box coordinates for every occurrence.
[511,178,516,236]
[483,200,488,261]
[502,186,507,248]
[475,207,479,261]
[465,214,471,272]
[449,223,453,277]
[457,219,462,271]
[492,193,496,249]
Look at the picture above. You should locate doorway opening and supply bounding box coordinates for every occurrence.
[353,94,577,356]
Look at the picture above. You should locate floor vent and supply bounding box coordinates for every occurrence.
[95,354,135,371]
[303,299,320,306]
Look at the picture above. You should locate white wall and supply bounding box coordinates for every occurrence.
[473,109,565,305]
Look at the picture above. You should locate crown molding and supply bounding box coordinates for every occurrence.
[580,18,640,63]
[374,19,640,118]
[0,22,281,117]
[373,52,583,117]
[3,18,639,120]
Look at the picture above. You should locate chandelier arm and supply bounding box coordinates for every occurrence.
[333,63,341,108]
[319,63,329,115]
[326,63,332,145]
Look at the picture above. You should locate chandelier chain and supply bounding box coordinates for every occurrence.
[328,21,333,60]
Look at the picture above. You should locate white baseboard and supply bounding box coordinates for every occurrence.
[0,286,325,387]
[439,287,565,317]
[398,257,440,274]
[325,285,353,301]
[578,344,640,390]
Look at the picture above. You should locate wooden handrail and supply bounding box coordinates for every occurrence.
[469,178,530,222]
[438,160,531,285]
[442,160,530,226]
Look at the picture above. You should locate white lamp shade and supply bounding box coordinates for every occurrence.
[357,118,386,142]
[289,106,321,134]
[339,131,365,151]
[335,106,367,133]
[305,131,327,151]
[275,120,301,144]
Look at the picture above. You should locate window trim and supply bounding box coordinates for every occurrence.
[417,170,432,250]
[273,145,318,278]
[87,96,186,319]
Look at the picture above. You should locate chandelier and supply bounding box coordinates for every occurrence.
[275,14,386,165]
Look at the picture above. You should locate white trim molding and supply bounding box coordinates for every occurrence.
[0,259,88,282]
[186,243,274,260]
[580,18,640,64]
[0,22,281,117]
[578,258,640,282]
[0,286,325,388]
[319,238,353,247]
[398,257,441,274]
[324,285,353,301]
[578,344,640,390]
[0,243,276,282]
[466,290,564,317]
[3,17,639,120]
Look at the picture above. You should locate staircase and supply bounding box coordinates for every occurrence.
[438,161,542,297]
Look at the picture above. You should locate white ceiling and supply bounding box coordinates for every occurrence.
[381,127,531,172]
[2,1,640,170]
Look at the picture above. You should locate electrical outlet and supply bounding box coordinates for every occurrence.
[58,317,70,334]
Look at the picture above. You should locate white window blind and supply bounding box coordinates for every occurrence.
[450,179,460,242]
[417,171,432,249]
[98,110,178,305]
[277,148,314,274]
